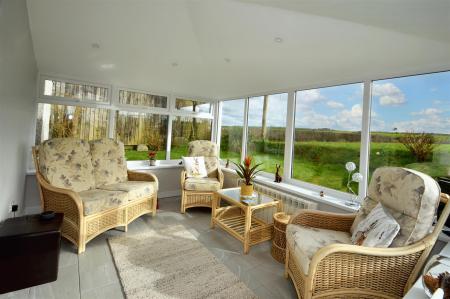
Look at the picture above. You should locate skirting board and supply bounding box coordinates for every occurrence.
[24,189,181,216]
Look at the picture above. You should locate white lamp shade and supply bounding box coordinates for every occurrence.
[345,162,356,172]
[352,172,363,182]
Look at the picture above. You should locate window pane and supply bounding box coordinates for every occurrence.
[35,103,109,144]
[175,98,211,113]
[118,90,167,108]
[43,79,108,102]
[293,83,363,192]
[370,71,450,180]
[247,93,287,174]
[115,111,168,160]
[171,116,212,159]
[220,99,245,163]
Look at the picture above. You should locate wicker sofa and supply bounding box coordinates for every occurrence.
[32,138,158,254]
[180,140,224,213]
[285,167,450,299]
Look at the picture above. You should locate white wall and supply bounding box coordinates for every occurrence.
[0,0,37,221]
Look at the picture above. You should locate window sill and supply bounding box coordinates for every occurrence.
[221,167,359,212]
[26,160,184,175]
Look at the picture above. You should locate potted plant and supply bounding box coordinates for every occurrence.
[148,150,157,166]
[232,156,262,196]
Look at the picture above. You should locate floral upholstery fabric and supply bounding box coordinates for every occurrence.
[98,181,156,201]
[187,140,220,178]
[89,139,128,187]
[184,177,221,191]
[351,167,440,247]
[39,138,95,192]
[286,224,352,274]
[78,189,128,215]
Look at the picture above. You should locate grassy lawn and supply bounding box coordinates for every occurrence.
[126,141,450,193]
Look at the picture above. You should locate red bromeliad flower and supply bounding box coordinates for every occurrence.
[231,155,262,186]
[244,156,252,168]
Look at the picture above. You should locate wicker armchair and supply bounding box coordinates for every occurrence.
[180,140,224,213]
[32,138,158,254]
[285,167,450,299]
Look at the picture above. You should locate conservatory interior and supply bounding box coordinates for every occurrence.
[1,0,450,299]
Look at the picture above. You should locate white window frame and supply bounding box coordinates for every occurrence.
[34,73,218,162]
[39,74,112,105]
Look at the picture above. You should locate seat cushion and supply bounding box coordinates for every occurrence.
[286,224,352,275]
[78,189,128,215]
[184,177,221,191]
[351,167,440,247]
[98,181,156,201]
[89,139,128,187]
[39,138,95,192]
[187,140,220,178]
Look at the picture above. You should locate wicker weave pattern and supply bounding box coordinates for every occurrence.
[180,169,224,213]
[290,210,356,232]
[285,193,450,299]
[32,147,158,254]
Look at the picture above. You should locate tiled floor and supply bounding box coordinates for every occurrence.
[1,197,297,299]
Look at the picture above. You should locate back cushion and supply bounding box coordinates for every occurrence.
[351,167,440,247]
[188,140,219,178]
[90,139,128,187]
[39,138,95,192]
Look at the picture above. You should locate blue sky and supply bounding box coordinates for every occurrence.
[221,71,450,134]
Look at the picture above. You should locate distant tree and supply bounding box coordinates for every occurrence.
[399,132,436,162]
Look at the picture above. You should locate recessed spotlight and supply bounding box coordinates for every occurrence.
[171,62,179,67]
[100,63,115,70]
[274,37,283,43]
[224,58,231,63]
[91,43,100,49]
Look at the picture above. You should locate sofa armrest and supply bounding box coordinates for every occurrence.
[180,170,187,188]
[218,168,224,188]
[289,210,356,232]
[35,173,83,225]
[127,170,159,190]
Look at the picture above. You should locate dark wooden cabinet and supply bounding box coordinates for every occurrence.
[0,213,63,294]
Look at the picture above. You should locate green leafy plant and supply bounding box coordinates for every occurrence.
[232,156,263,186]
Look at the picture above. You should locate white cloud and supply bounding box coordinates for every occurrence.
[295,104,363,131]
[297,89,325,103]
[411,108,441,116]
[393,116,450,134]
[326,101,344,109]
[372,83,406,106]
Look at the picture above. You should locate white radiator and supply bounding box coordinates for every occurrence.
[250,183,319,223]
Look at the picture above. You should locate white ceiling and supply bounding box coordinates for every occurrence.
[26,0,450,99]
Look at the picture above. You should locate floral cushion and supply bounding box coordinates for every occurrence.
[187,140,219,178]
[184,177,221,191]
[182,156,208,178]
[286,224,352,274]
[351,167,440,247]
[89,139,128,187]
[98,181,156,201]
[351,203,400,247]
[78,189,128,215]
[39,138,95,192]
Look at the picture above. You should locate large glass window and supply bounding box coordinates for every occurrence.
[171,116,212,159]
[370,71,450,179]
[293,83,363,192]
[220,99,245,163]
[247,93,288,174]
[43,79,108,103]
[35,103,109,144]
[115,111,168,160]
[175,98,211,113]
[119,90,167,108]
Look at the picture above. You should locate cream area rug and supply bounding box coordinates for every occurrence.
[108,225,257,299]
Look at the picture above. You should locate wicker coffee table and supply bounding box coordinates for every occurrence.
[271,212,291,263]
[212,188,281,254]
